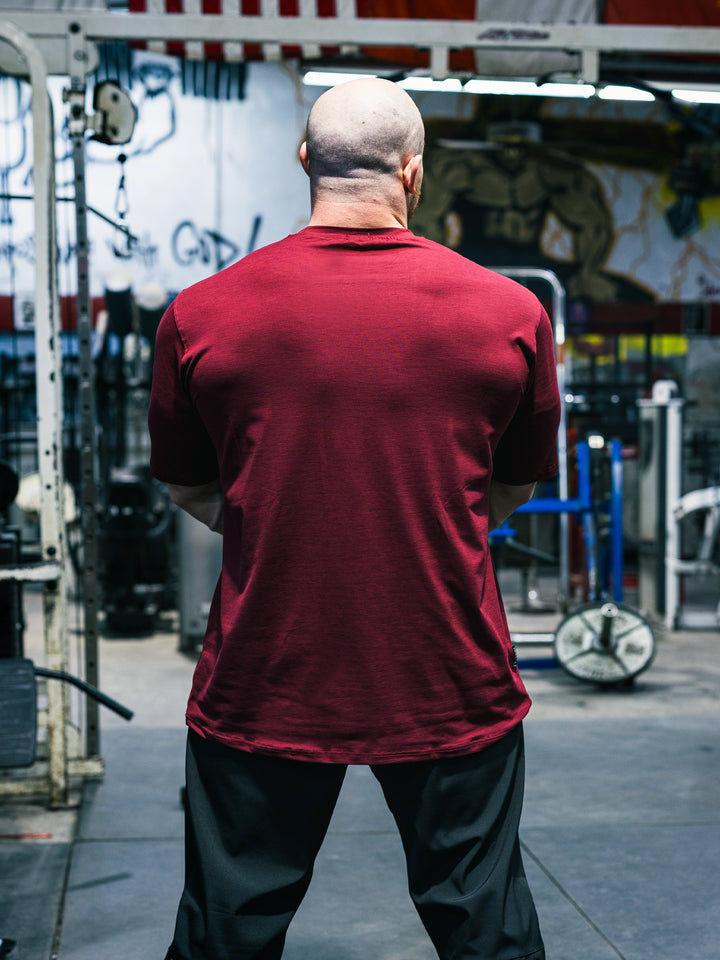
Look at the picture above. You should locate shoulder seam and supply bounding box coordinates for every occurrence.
[168,296,190,353]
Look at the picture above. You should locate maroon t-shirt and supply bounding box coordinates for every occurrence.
[148,227,561,763]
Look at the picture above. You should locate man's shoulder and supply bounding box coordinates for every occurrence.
[410,235,540,304]
[178,234,297,302]
[410,233,506,279]
[190,235,293,293]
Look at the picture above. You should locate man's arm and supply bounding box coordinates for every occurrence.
[167,479,224,534]
[488,480,536,532]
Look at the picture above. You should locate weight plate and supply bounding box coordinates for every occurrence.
[554,601,656,686]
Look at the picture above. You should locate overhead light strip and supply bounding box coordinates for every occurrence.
[668,88,720,104]
[303,71,720,103]
[303,71,374,86]
[597,84,655,101]
[303,72,594,97]
[461,79,594,97]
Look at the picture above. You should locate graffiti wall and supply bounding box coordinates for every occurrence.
[0,56,718,322]
[412,95,720,306]
[0,55,314,325]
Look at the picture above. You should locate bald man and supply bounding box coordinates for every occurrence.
[299,76,425,225]
[150,78,558,960]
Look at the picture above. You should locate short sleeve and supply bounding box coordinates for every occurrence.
[148,302,219,485]
[492,307,561,485]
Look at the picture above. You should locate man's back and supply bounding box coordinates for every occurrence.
[149,226,559,763]
[152,80,554,960]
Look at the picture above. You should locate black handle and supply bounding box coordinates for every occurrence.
[34,667,134,721]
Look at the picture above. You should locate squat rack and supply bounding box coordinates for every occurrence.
[0,20,80,806]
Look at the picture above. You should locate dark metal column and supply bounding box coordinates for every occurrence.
[66,21,100,757]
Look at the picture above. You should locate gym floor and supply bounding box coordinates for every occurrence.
[1,575,719,960]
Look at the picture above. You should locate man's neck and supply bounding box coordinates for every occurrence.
[307,196,408,230]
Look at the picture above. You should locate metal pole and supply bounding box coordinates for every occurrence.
[610,438,624,603]
[65,20,101,758]
[493,268,570,604]
[576,442,597,601]
[664,398,684,629]
[3,12,720,57]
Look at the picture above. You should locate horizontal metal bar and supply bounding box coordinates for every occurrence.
[68,756,104,778]
[35,667,135,722]
[0,756,103,790]
[0,778,53,798]
[515,498,586,514]
[0,561,61,582]
[0,194,140,240]
[2,12,719,56]
[667,558,720,575]
[510,633,556,645]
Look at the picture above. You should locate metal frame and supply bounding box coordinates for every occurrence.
[0,20,107,806]
[669,486,720,629]
[637,388,684,629]
[492,268,571,604]
[65,24,103,760]
[1,12,719,83]
[0,21,78,806]
[505,439,593,650]
[664,396,684,628]
[489,272,627,647]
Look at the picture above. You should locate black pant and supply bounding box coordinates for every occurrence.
[166,725,544,960]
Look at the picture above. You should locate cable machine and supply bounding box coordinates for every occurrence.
[0,20,72,805]
[0,22,134,805]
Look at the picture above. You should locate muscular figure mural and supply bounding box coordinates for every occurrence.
[412,121,654,302]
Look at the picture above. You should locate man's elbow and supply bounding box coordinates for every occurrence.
[167,484,184,509]
[509,482,536,511]
[489,480,536,531]
[166,480,224,534]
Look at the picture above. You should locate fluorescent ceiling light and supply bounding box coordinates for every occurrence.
[671,88,720,104]
[537,82,594,98]
[464,79,593,97]
[305,72,720,104]
[304,72,594,98]
[398,76,463,92]
[598,84,655,101]
[303,71,377,86]
[463,79,538,95]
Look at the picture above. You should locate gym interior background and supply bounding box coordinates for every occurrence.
[0,3,719,959]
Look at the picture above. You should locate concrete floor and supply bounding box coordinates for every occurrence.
[1,580,719,960]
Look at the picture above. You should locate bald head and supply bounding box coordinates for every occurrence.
[301,78,425,224]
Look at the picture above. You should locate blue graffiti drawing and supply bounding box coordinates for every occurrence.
[105,231,158,270]
[0,78,31,226]
[172,220,241,274]
[126,61,177,158]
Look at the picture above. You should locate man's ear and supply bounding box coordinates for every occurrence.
[299,141,310,176]
[402,154,423,195]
